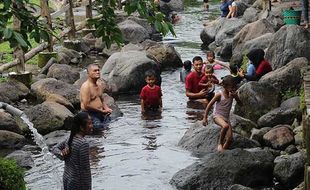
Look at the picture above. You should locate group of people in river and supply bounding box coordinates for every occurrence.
[51,48,272,189]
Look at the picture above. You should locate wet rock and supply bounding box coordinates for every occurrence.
[260,57,308,95]
[284,144,298,154]
[170,149,274,190]
[24,101,74,135]
[0,80,30,103]
[273,152,306,189]
[101,50,160,94]
[44,130,69,148]
[234,81,280,122]
[250,127,271,145]
[0,110,21,134]
[228,184,254,190]
[0,130,26,149]
[5,150,34,169]
[265,25,310,69]
[231,114,258,137]
[47,64,80,84]
[31,78,80,108]
[118,20,149,44]
[263,125,295,150]
[102,93,123,119]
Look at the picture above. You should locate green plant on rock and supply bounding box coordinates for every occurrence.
[281,88,300,101]
[0,158,26,190]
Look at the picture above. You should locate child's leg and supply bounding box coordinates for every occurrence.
[223,125,233,149]
[214,117,230,152]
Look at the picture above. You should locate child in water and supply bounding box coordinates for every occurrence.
[140,70,163,113]
[202,75,242,152]
[203,50,230,71]
[199,64,219,102]
[180,60,192,82]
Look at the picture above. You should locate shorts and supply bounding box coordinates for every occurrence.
[145,105,160,112]
[86,111,111,130]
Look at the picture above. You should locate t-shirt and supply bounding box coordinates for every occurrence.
[247,63,255,76]
[256,59,272,78]
[140,85,162,107]
[199,75,219,86]
[185,71,204,94]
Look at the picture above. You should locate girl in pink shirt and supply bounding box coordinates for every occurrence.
[202,75,242,152]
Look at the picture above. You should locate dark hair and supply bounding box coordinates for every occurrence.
[205,64,214,73]
[229,63,239,74]
[246,49,265,68]
[87,63,100,73]
[68,112,89,151]
[192,56,203,63]
[145,70,156,78]
[206,50,215,58]
[183,60,192,71]
[221,75,236,87]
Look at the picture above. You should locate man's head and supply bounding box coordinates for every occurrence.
[192,56,203,73]
[87,64,100,80]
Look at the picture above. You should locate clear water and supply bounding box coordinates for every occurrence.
[25,2,228,190]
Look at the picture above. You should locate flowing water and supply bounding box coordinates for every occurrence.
[25,1,228,190]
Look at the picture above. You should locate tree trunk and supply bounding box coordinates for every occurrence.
[40,0,53,52]
[65,0,76,40]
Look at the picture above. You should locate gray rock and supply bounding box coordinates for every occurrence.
[31,78,80,108]
[234,81,280,122]
[101,50,160,94]
[5,150,34,169]
[273,152,306,189]
[231,114,258,137]
[200,19,220,47]
[102,43,122,58]
[44,130,69,148]
[170,149,274,189]
[218,38,233,60]
[242,7,259,23]
[47,64,80,84]
[0,130,26,149]
[284,144,298,154]
[0,110,21,134]
[45,94,75,113]
[228,184,254,190]
[281,96,300,110]
[265,25,310,69]
[24,101,74,135]
[263,125,295,150]
[58,47,83,65]
[250,127,271,145]
[236,1,249,17]
[102,93,123,119]
[118,20,149,44]
[128,16,155,35]
[159,0,184,16]
[0,80,30,104]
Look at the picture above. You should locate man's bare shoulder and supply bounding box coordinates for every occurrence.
[80,80,91,91]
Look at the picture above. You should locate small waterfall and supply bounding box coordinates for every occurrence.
[20,114,63,189]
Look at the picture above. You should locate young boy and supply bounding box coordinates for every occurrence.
[185,56,208,100]
[180,60,192,82]
[140,70,163,113]
[199,64,219,102]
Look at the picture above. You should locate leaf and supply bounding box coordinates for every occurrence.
[167,22,176,36]
[154,20,162,32]
[13,32,28,48]
[3,28,13,39]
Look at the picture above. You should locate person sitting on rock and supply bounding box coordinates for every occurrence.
[185,56,208,100]
[220,0,231,17]
[238,48,272,81]
[80,64,113,130]
[199,64,219,104]
[203,75,243,152]
[226,0,238,18]
[180,60,192,82]
[140,70,163,113]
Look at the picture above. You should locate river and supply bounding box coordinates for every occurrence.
[25,1,226,189]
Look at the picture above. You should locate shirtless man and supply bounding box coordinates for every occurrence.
[80,64,112,129]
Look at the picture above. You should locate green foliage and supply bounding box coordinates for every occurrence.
[240,54,249,72]
[0,158,26,190]
[0,0,51,51]
[89,0,175,48]
[281,88,303,102]
[0,75,8,82]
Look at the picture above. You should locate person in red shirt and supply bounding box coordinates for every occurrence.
[185,56,208,100]
[238,48,272,81]
[140,70,163,113]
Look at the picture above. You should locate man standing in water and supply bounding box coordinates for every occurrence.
[80,64,113,130]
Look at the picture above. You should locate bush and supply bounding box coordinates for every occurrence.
[0,158,26,190]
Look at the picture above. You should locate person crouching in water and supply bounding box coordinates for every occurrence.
[180,60,192,82]
[202,75,242,152]
[199,64,219,104]
[52,112,93,190]
[140,70,163,114]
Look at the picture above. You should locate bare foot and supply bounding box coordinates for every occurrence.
[217,144,224,152]
[305,23,309,29]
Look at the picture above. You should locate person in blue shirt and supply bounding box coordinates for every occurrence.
[220,0,231,17]
[246,61,255,76]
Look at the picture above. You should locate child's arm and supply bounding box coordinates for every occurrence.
[214,60,230,70]
[52,140,68,160]
[203,93,220,126]
[211,76,219,84]
[141,99,145,113]
[199,82,210,87]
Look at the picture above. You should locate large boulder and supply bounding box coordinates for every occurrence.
[102,93,123,119]
[118,20,149,44]
[260,57,309,94]
[47,64,80,84]
[100,50,160,94]
[5,150,34,169]
[263,125,295,150]
[159,0,184,17]
[0,80,30,103]
[273,152,306,189]
[44,130,69,148]
[242,7,259,23]
[250,127,271,145]
[200,19,220,47]
[24,101,74,135]
[0,130,26,149]
[231,114,257,137]
[228,184,254,190]
[0,110,21,134]
[234,81,280,122]
[31,78,80,107]
[257,97,302,128]
[265,25,310,69]
[170,149,274,189]
[58,47,83,65]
